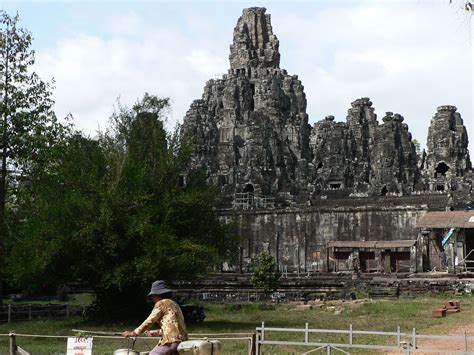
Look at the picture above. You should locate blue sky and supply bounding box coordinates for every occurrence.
[1,0,473,153]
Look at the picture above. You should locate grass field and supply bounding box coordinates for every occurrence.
[0,294,472,354]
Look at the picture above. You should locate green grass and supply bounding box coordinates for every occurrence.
[0,294,471,354]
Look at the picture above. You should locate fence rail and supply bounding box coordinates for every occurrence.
[1,332,253,355]
[0,303,79,324]
[256,323,474,354]
[1,325,472,354]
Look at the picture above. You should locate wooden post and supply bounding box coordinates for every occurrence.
[28,304,31,320]
[255,332,260,355]
[305,322,309,343]
[9,332,16,355]
[349,324,353,345]
[464,329,468,353]
[47,303,51,320]
[66,302,69,319]
[249,333,256,355]
[402,341,409,355]
[412,328,417,349]
[8,304,11,323]
[397,326,401,347]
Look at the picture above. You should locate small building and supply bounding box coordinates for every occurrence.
[416,211,474,273]
[327,240,418,273]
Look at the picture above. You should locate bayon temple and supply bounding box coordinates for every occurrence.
[181,7,474,276]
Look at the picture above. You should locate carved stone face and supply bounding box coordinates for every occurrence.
[383,156,393,167]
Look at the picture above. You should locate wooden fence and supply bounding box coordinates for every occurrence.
[2,332,254,355]
[0,303,80,323]
[256,322,474,354]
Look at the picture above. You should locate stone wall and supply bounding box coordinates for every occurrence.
[173,274,470,300]
[224,202,430,272]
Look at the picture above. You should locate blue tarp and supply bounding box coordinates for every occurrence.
[441,227,459,248]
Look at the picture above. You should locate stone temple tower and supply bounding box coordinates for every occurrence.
[182,7,472,208]
[182,7,312,205]
[423,105,472,193]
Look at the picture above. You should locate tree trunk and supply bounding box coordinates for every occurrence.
[0,41,11,306]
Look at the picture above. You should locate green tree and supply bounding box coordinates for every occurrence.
[0,11,70,301]
[7,134,106,293]
[250,251,281,296]
[8,94,238,320]
[92,95,238,319]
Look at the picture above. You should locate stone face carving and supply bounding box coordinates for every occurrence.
[182,7,311,204]
[310,115,350,191]
[423,105,472,193]
[182,7,473,208]
[370,112,418,195]
[229,7,280,70]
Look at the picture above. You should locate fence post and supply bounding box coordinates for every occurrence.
[397,326,400,347]
[326,344,331,355]
[305,322,309,343]
[66,302,69,318]
[28,304,31,320]
[349,324,353,345]
[48,303,51,320]
[464,329,468,353]
[9,332,16,355]
[261,321,265,342]
[8,304,11,324]
[255,332,260,355]
[412,328,416,350]
[402,341,409,355]
[250,333,256,355]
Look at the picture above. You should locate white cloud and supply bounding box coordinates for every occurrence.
[274,2,472,150]
[33,3,472,155]
[34,13,226,135]
[185,50,228,77]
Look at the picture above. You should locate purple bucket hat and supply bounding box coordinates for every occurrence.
[147,280,172,296]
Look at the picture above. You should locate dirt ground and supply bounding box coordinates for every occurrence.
[386,323,474,355]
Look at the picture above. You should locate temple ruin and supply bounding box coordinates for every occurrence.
[181,7,474,276]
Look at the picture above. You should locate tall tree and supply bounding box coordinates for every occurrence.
[0,11,69,302]
[92,95,238,319]
[8,94,238,320]
[7,134,106,292]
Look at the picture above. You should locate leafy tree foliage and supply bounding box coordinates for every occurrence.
[0,11,70,301]
[250,251,281,296]
[92,96,238,318]
[7,135,106,292]
[8,94,238,320]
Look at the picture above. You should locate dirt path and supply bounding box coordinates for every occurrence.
[386,323,474,355]
[413,323,474,355]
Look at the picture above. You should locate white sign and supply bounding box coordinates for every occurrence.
[468,216,474,223]
[67,337,93,355]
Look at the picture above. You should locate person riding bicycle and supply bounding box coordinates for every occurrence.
[122,280,188,355]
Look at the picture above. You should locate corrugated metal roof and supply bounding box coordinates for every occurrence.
[416,211,474,228]
[328,240,416,248]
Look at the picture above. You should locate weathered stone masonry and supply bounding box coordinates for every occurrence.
[181,7,473,273]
